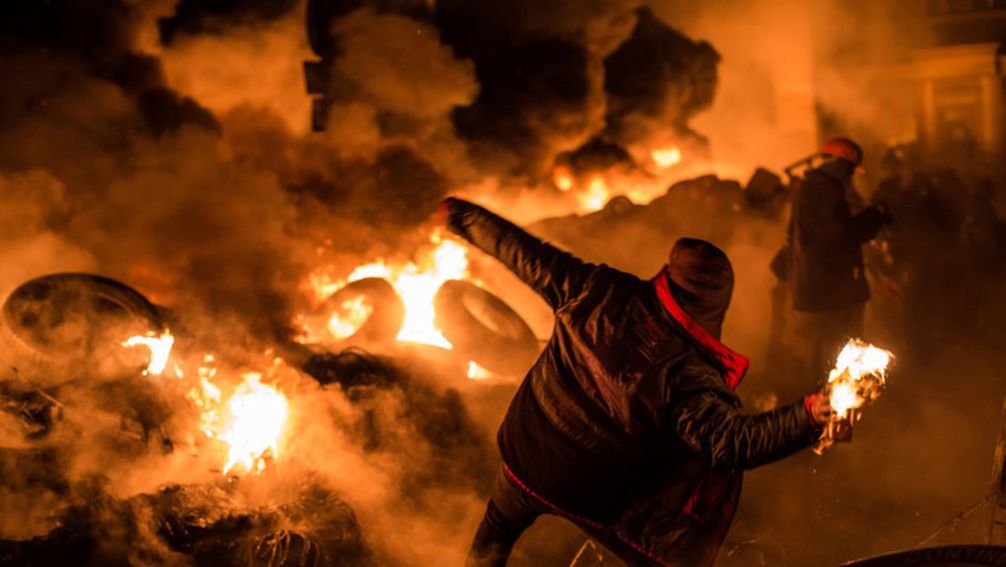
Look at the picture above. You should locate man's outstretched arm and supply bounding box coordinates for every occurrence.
[670,368,826,470]
[440,197,595,310]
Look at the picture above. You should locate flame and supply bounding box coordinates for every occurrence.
[122,331,291,475]
[817,339,893,453]
[466,360,494,380]
[123,330,175,376]
[579,177,610,212]
[218,372,288,475]
[186,362,289,475]
[393,236,467,348]
[187,355,222,439]
[553,165,574,191]
[652,146,682,169]
[826,339,893,419]
[307,230,469,349]
[327,296,374,339]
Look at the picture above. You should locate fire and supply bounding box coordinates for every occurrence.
[579,177,610,212]
[307,230,469,349]
[652,146,682,168]
[817,339,893,452]
[218,372,289,474]
[553,165,574,191]
[123,330,175,376]
[124,336,291,476]
[185,360,290,475]
[327,296,374,340]
[187,355,223,439]
[467,360,494,380]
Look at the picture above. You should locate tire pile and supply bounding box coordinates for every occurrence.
[0,274,370,567]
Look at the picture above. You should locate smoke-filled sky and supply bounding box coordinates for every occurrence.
[0,0,727,340]
[0,2,728,564]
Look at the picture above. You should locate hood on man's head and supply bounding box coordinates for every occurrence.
[666,238,734,339]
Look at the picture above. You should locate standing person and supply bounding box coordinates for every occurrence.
[439,197,836,567]
[787,138,889,380]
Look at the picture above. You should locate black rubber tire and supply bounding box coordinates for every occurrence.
[433,280,540,376]
[315,277,405,345]
[0,273,162,379]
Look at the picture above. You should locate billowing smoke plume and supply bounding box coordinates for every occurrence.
[0,0,727,565]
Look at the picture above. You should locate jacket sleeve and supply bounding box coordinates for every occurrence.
[441,197,595,309]
[669,365,822,470]
[850,206,886,243]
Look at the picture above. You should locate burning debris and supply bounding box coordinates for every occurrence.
[213,372,289,476]
[816,339,894,453]
[123,331,175,377]
[301,229,540,379]
[303,231,470,350]
[0,266,498,565]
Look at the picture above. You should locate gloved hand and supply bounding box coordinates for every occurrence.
[806,392,852,443]
[805,393,833,427]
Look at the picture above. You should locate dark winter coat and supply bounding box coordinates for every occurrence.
[444,198,821,567]
[788,169,886,312]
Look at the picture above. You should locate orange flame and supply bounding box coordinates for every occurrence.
[185,359,289,475]
[123,330,174,376]
[306,230,469,349]
[218,372,288,474]
[466,360,494,380]
[121,329,291,475]
[327,296,374,340]
[552,165,574,192]
[651,146,682,169]
[578,177,610,212]
[817,339,893,453]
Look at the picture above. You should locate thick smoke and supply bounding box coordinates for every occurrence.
[7,0,992,565]
[0,0,729,564]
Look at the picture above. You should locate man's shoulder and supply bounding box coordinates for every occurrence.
[800,169,843,192]
[575,262,648,297]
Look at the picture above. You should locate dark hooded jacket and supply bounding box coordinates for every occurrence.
[788,168,887,311]
[443,198,821,566]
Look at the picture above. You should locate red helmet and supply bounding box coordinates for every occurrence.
[820,137,863,166]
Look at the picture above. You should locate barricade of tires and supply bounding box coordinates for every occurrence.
[0,272,540,384]
[309,278,540,377]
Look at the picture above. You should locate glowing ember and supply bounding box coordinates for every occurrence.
[306,230,469,349]
[467,360,494,380]
[652,146,682,168]
[123,330,174,376]
[553,165,574,191]
[218,372,289,475]
[817,339,893,453]
[327,296,374,339]
[579,177,610,212]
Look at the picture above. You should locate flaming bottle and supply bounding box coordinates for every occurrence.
[816,339,893,453]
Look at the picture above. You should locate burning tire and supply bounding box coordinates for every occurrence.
[0,273,163,382]
[433,280,539,376]
[314,278,405,345]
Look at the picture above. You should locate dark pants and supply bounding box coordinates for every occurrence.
[466,467,548,567]
[466,466,667,567]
